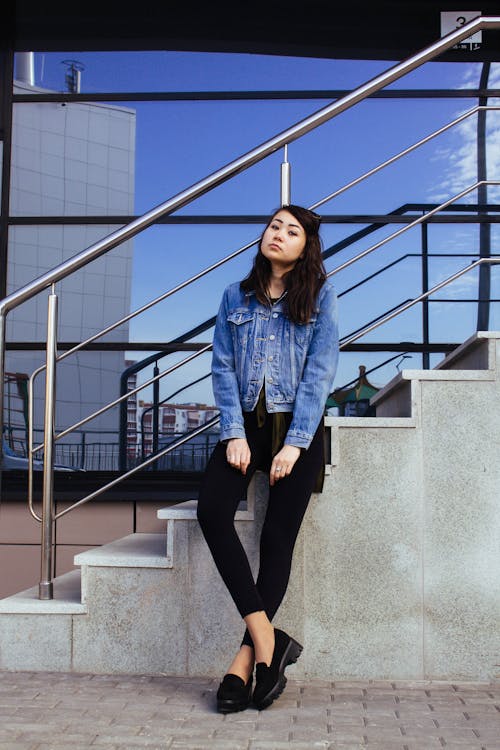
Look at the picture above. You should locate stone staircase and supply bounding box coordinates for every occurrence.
[1,331,499,680]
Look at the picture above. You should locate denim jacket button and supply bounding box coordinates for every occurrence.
[272,312,278,318]
[269,334,275,340]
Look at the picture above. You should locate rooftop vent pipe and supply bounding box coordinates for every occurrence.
[62,60,85,93]
[15,52,35,86]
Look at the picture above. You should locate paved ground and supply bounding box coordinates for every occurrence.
[0,671,499,749]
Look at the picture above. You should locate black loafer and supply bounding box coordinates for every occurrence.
[252,628,303,710]
[216,673,253,713]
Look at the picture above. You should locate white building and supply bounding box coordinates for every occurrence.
[5,67,136,468]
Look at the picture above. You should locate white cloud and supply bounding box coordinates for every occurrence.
[427,63,500,203]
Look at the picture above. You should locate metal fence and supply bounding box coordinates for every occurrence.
[6,426,220,472]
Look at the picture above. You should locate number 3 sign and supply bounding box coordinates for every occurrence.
[440,11,483,49]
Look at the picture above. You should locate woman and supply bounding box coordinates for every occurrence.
[197,204,339,712]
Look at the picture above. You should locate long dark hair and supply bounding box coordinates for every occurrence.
[240,204,327,324]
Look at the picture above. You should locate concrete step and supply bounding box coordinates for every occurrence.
[436,330,498,371]
[0,533,174,618]
[74,532,173,570]
[371,331,498,418]
[0,569,85,615]
[157,497,254,523]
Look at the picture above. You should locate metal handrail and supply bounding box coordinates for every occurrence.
[139,372,212,461]
[53,416,221,520]
[24,102,500,395]
[26,179,500,525]
[25,177,500,580]
[46,180,500,456]
[310,105,500,212]
[27,347,213,522]
[24,149,500,476]
[1,17,497,322]
[326,181,500,278]
[0,15,497,369]
[24,104,500,376]
[8,15,498,598]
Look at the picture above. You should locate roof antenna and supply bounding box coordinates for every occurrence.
[61,59,85,93]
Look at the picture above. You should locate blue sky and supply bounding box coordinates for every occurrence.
[31,50,500,403]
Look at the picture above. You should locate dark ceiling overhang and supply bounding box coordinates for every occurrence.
[6,1,500,62]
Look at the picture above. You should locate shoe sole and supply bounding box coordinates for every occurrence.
[254,637,303,710]
[217,698,251,714]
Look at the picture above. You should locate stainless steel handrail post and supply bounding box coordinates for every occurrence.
[27,366,43,523]
[39,286,58,600]
[281,145,291,206]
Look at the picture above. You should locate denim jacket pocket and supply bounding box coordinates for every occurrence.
[292,314,317,350]
[227,309,255,383]
[227,309,255,326]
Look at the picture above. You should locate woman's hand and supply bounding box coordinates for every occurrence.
[226,438,251,475]
[270,445,301,486]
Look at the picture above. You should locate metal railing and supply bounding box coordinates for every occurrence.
[1,15,499,598]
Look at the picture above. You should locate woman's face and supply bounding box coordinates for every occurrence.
[260,210,307,274]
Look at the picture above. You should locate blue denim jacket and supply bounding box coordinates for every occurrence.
[212,280,339,449]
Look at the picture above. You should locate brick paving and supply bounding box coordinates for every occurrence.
[0,671,499,749]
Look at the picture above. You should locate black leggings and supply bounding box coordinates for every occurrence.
[197,408,324,645]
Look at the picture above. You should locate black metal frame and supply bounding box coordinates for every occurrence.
[12,89,500,103]
[9,2,500,62]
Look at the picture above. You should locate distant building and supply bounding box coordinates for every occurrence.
[136,401,219,470]
[125,360,138,462]
[6,72,136,466]
[327,365,380,417]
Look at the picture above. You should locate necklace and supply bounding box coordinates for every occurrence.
[265,289,287,306]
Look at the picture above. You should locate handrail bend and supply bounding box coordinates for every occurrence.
[25,247,500,590]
